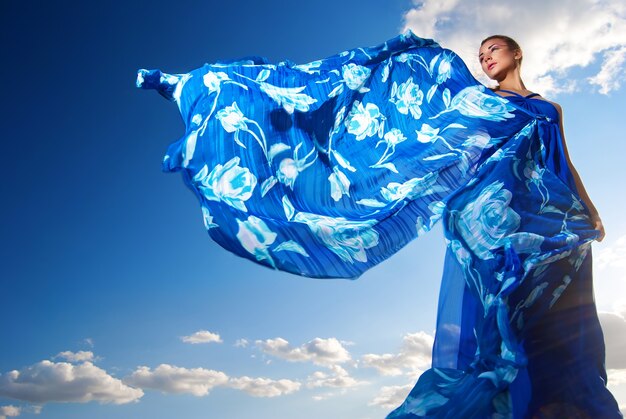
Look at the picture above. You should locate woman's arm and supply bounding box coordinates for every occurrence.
[553,102,605,241]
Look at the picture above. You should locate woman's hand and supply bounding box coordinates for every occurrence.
[592,214,605,242]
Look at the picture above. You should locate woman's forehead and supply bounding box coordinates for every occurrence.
[479,40,505,55]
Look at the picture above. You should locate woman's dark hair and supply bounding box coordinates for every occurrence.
[480,35,523,68]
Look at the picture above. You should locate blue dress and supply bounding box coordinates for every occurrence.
[136,30,621,418]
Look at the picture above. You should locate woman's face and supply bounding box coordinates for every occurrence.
[478,39,520,79]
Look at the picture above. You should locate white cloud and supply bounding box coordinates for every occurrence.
[595,233,626,271]
[255,337,351,366]
[234,338,249,348]
[360,331,433,376]
[0,405,20,419]
[54,351,95,363]
[0,360,143,404]
[228,376,301,397]
[599,309,626,369]
[608,368,626,387]
[180,330,222,345]
[306,365,367,389]
[588,46,626,94]
[124,364,301,398]
[401,0,626,95]
[368,383,413,409]
[0,405,41,419]
[124,364,228,396]
[312,391,341,401]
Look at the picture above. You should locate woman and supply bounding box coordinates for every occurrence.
[137,29,621,418]
[414,35,618,419]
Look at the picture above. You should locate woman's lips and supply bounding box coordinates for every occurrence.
[488,62,497,70]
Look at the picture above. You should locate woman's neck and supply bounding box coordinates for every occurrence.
[495,69,528,93]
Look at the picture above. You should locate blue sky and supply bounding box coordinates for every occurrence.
[2,0,626,418]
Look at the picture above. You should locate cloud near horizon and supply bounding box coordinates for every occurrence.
[255,337,352,367]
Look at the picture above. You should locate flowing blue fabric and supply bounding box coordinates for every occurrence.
[136,29,622,418]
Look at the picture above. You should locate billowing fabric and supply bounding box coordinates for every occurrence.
[136,29,621,418]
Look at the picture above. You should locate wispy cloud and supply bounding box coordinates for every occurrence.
[595,233,626,271]
[588,46,626,94]
[234,338,249,348]
[255,337,352,366]
[0,405,21,419]
[360,331,433,376]
[228,376,301,397]
[0,360,143,404]
[124,364,228,396]
[180,330,223,344]
[306,365,367,389]
[401,0,626,95]
[124,364,300,398]
[368,383,414,409]
[607,368,626,387]
[599,307,626,369]
[54,350,95,363]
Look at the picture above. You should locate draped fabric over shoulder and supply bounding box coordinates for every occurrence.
[136,29,621,418]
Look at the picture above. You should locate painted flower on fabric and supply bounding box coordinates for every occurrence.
[236,215,277,268]
[215,101,271,163]
[416,201,446,236]
[390,76,424,119]
[201,205,219,229]
[383,128,407,147]
[568,243,591,272]
[454,85,516,121]
[435,54,453,84]
[456,180,521,260]
[549,274,572,308]
[203,71,231,93]
[328,166,351,201]
[448,239,472,269]
[341,63,371,92]
[275,142,318,190]
[523,159,545,181]
[416,123,440,143]
[193,156,257,212]
[478,363,519,390]
[431,85,516,121]
[523,159,550,211]
[369,128,407,172]
[191,114,203,125]
[358,172,449,211]
[345,100,385,141]
[462,132,491,148]
[505,232,544,255]
[402,390,449,416]
[292,212,379,264]
[380,172,441,202]
[294,59,323,74]
[216,102,248,132]
[277,158,299,189]
[259,82,318,114]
